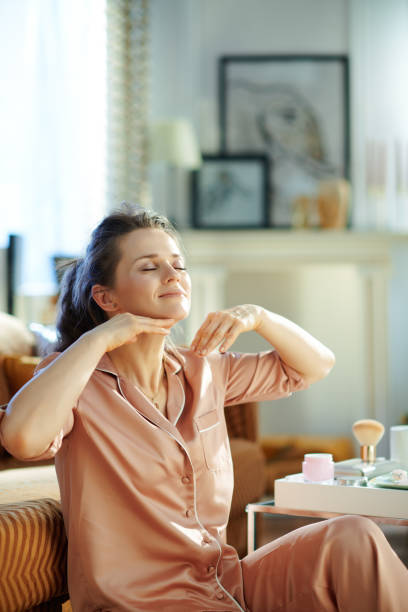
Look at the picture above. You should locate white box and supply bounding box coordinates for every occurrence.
[274,475,408,519]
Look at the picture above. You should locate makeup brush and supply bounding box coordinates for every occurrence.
[352,419,385,464]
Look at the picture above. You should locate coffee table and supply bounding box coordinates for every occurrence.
[246,499,408,554]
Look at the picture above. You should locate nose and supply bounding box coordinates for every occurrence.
[161,263,180,283]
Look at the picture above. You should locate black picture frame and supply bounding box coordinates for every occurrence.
[191,153,270,229]
[219,54,350,228]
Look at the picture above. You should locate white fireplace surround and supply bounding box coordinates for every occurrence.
[180,229,408,455]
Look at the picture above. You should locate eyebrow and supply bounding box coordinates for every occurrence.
[132,253,183,263]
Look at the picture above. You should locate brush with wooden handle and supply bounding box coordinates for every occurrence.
[352,419,385,464]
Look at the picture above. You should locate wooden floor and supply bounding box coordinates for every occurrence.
[256,514,408,568]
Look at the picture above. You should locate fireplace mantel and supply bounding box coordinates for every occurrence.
[181,229,406,267]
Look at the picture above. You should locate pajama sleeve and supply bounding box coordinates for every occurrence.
[0,352,74,460]
[222,350,309,406]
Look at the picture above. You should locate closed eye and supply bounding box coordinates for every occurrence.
[142,266,186,271]
[141,256,186,271]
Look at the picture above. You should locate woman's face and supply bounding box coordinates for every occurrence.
[110,228,191,321]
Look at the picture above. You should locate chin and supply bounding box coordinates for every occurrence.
[165,305,191,321]
[170,309,190,321]
[160,298,191,320]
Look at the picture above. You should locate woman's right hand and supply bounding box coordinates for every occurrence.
[88,313,175,353]
[1,312,175,459]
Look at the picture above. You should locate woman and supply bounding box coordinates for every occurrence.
[1,206,407,611]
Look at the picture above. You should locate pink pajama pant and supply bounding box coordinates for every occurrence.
[240,515,408,611]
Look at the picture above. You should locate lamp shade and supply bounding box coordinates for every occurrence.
[149,119,201,169]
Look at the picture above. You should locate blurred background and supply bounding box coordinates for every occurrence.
[1,0,408,456]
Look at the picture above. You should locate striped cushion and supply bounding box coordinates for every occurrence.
[0,498,68,612]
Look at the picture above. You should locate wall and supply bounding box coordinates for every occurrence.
[149,0,349,216]
[225,265,366,438]
[150,0,348,146]
[149,1,408,457]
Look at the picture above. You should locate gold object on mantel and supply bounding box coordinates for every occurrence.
[317,178,350,229]
[292,178,351,230]
[292,195,319,228]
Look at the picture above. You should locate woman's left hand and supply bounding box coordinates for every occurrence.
[190,304,263,356]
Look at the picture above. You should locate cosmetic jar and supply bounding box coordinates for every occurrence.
[302,453,334,483]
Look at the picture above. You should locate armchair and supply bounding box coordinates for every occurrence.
[225,402,267,557]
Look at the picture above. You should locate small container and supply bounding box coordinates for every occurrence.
[302,453,334,483]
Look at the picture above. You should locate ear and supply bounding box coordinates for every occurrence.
[91,284,119,313]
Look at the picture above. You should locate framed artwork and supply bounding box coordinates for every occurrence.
[219,54,350,227]
[191,153,270,229]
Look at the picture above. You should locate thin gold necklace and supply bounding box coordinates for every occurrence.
[141,365,167,411]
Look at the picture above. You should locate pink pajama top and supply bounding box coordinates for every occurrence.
[33,348,307,611]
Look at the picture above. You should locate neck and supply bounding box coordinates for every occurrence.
[108,333,166,394]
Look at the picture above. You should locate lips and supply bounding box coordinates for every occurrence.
[159,290,186,298]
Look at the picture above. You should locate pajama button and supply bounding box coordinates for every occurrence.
[207,565,215,573]
[181,476,190,484]
[216,593,224,600]
[185,508,194,518]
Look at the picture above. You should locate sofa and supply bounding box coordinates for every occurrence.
[0,351,267,611]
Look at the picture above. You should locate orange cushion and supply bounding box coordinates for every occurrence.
[3,355,41,397]
[0,498,68,611]
[261,434,354,462]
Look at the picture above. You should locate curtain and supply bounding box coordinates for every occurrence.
[0,0,107,294]
[106,0,150,210]
[0,0,150,297]
[350,0,408,230]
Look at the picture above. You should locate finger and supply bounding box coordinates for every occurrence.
[218,322,242,353]
[190,313,216,351]
[137,323,172,335]
[191,315,224,353]
[194,317,235,355]
[212,319,244,353]
[152,327,172,335]
[138,316,176,327]
[198,321,234,355]
[114,313,176,328]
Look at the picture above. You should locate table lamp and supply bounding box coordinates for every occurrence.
[149,119,201,227]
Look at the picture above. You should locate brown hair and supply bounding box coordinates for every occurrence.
[54,204,178,352]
